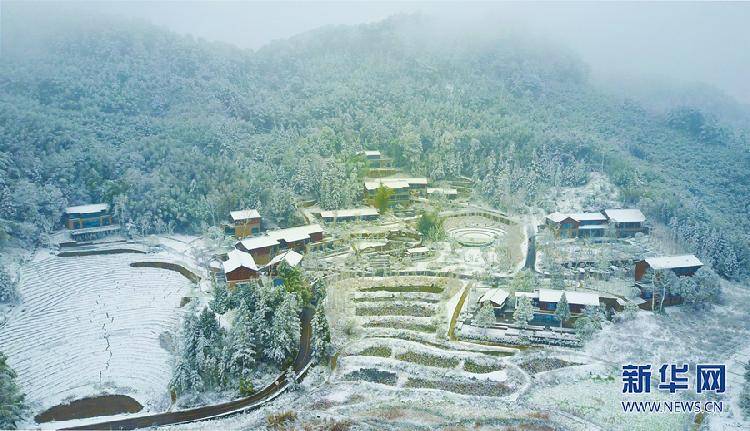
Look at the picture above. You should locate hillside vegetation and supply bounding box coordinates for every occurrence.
[0,15,747,279]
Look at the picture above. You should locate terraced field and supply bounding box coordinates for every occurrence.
[0,252,194,414]
[331,276,524,398]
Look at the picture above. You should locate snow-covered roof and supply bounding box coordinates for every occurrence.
[238,236,280,251]
[65,203,109,215]
[515,291,539,299]
[426,187,458,195]
[644,255,703,270]
[604,208,645,223]
[479,288,509,306]
[265,250,304,269]
[230,209,260,221]
[400,177,429,185]
[267,224,324,243]
[222,249,258,273]
[538,289,600,306]
[320,207,379,219]
[546,212,570,223]
[364,180,411,191]
[406,246,430,255]
[570,212,608,222]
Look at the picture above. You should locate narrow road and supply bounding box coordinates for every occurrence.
[524,226,536,271]
[65,307,314,431]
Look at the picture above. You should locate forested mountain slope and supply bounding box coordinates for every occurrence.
[0,15,747,278]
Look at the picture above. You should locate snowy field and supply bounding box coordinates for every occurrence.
[0,251,194,415]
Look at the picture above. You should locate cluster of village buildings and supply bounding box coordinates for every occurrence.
[473,208,705,326]
[60,161,705,327]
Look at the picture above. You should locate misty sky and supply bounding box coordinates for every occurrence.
[4,2,750,103]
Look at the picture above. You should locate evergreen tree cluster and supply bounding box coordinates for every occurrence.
[171,281,302,398]
[0,352,27,429]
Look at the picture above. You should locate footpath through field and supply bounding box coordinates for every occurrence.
[64,307,314,431]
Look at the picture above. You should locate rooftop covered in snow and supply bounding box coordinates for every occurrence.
[644,255,703,270]
[65,203,109,215]
[320,207,379,219]
[264,250,303,269]
[222,249,258,273]
[604,208,645,223]
[230,209,260,221]
[479,288,509,307]
[537,289,600,306]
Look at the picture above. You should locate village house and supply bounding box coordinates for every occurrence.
[426,187,458,200]
[359,150,392,169]
[363,177,429,205]
[634,254,703,308]
[262,250,303,277]
[536,288,601,314]
[64,203,113,230]
[230,209,261,239]
[545,208,647,239]
[320,207,379,223]
[603,208,647,237]
[634,254,704,282]
[222,249,259,287]
[545,212,608,238]
[235,236,281,265]
[235,224,325,264]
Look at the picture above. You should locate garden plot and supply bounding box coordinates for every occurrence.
[0,251,194,415]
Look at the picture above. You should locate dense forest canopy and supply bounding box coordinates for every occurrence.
[0,15,748,279]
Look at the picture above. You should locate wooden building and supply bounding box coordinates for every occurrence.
[64,203,113,230]
[267,224,324,250]
[603,208,647,237]
[545,212,608,238]
[262,250,303,276]
[426,187,458,200]
[536,289,601,314]
[364,177,429,206]
[235,224,324,264]
[230,209,261,239]
[320,207,379,223]
[235,236,280,265]
[634,255,703,282]
[222,249,259,287]
[359,150,392,169]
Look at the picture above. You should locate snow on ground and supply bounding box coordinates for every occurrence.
[0,251,195,414]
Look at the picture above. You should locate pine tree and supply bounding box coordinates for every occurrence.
[264,294,300,364]
[170,308,202,396]
[513,295,535,328]
[0,352,27,430]
[210,280,229,314]
[310,304,331,364]
[475,302,496,328]
[0,267,18,304]
[740,362,750,420]
[555,292,571,328]
[223,304,256,394]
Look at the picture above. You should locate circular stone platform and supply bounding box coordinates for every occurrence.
[444,215,506,247]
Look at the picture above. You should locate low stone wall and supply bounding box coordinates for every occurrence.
[129,261,201,283]
[57,248,146,257]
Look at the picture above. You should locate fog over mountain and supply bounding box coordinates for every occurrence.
[4,1,750,106]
